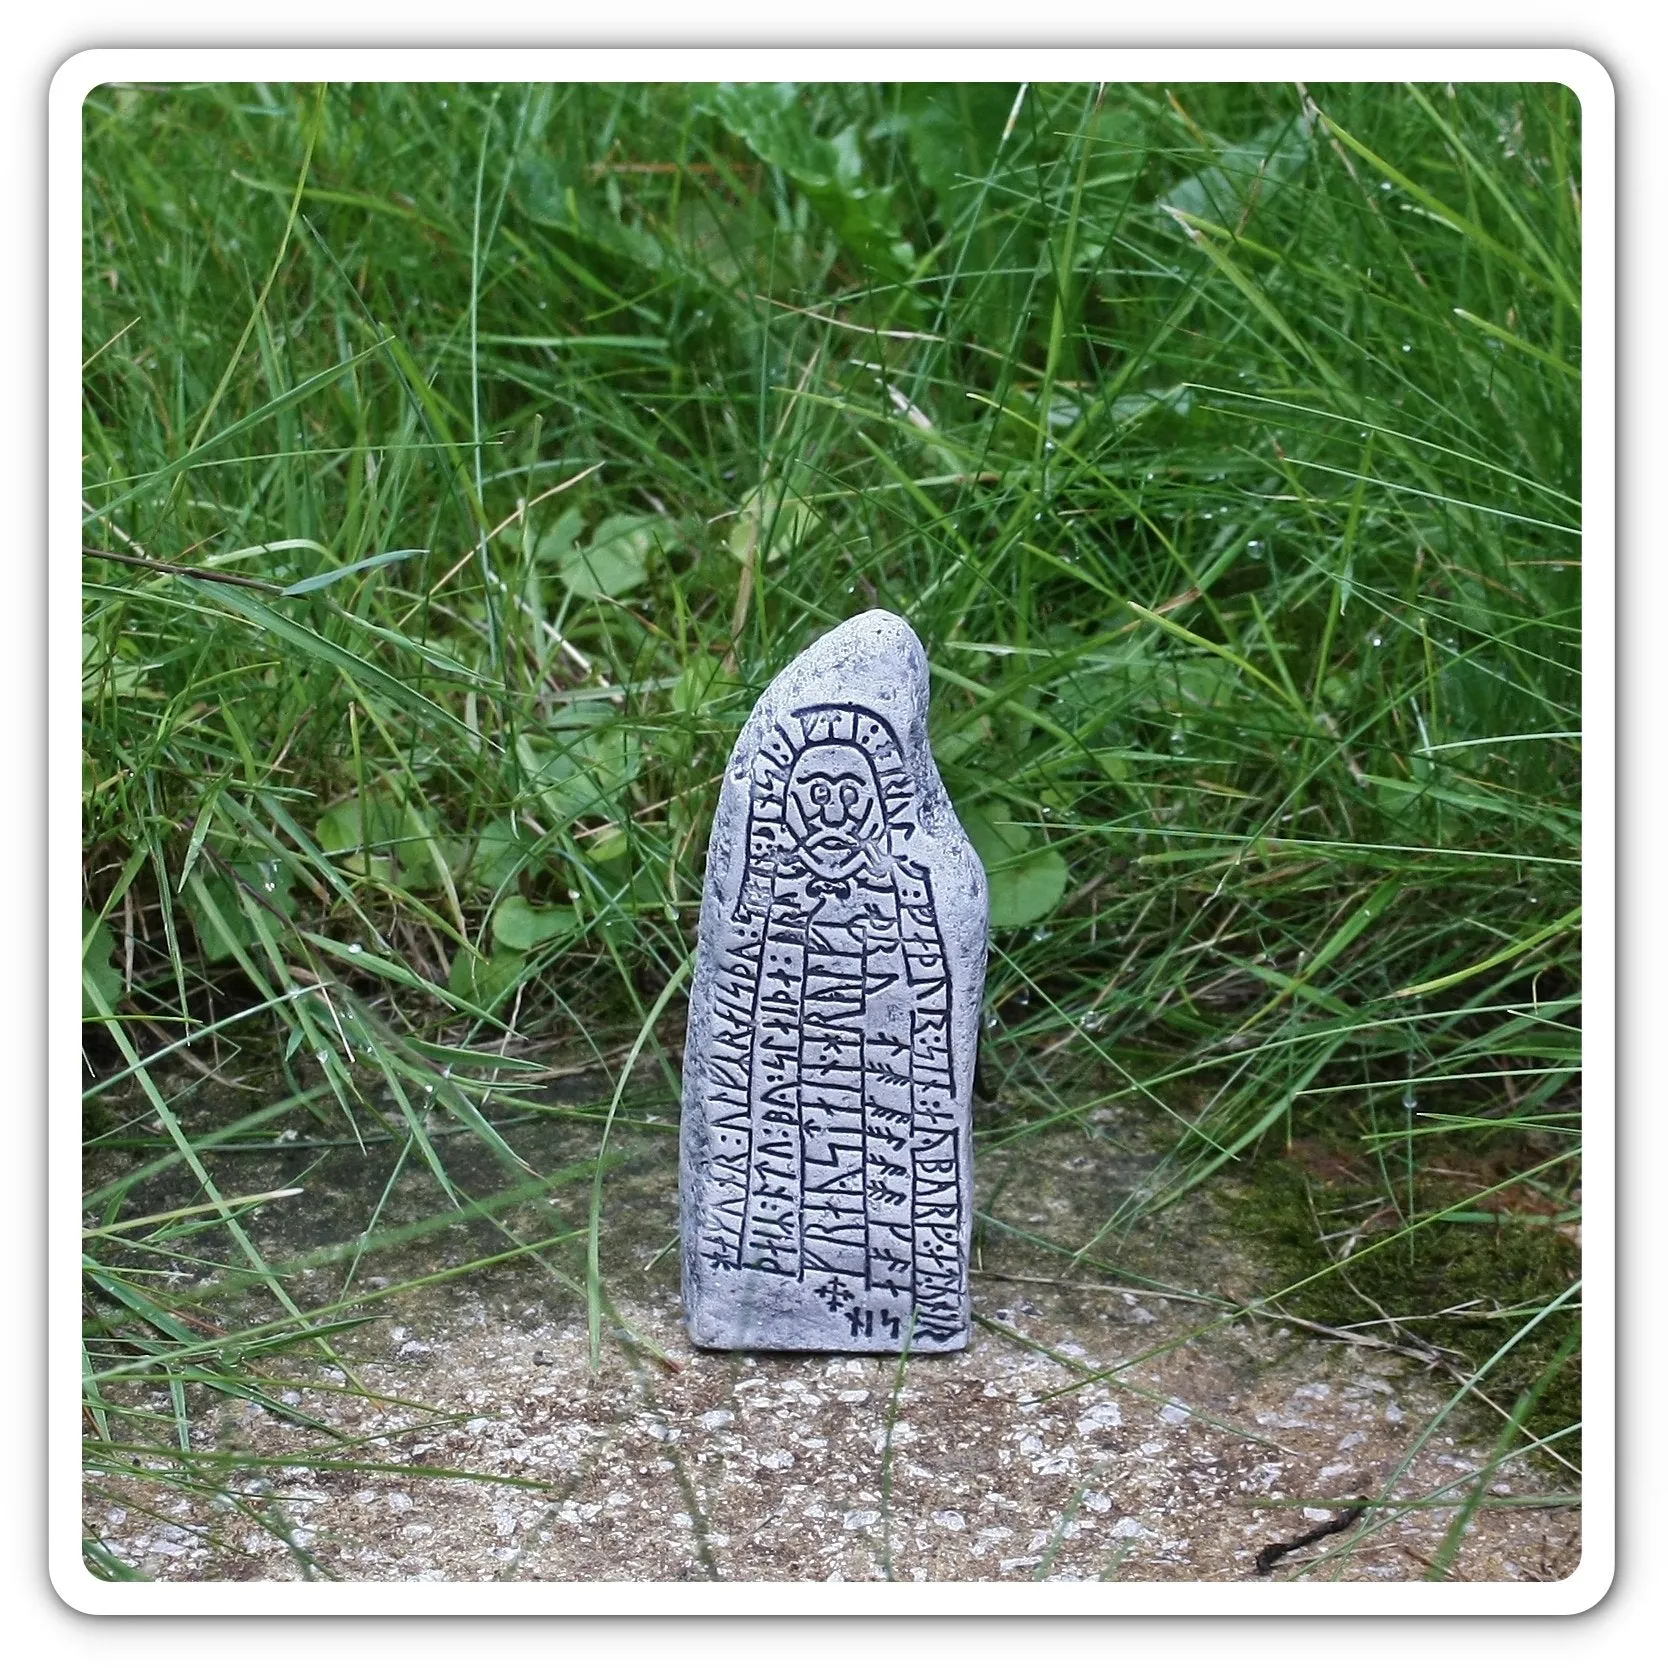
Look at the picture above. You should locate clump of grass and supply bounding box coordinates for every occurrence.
[81,78,1583,1561]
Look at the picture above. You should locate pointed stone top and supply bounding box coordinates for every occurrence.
[809,607,924,655]
[745,609,927,712]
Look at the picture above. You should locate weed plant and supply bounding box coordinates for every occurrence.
[80,80,1583,1574]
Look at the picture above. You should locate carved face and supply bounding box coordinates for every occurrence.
[783,743,886,879]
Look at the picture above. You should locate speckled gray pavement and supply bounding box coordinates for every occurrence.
[84,1106,1581,1585]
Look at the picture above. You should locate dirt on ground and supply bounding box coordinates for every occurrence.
[84,1088,1583,1586]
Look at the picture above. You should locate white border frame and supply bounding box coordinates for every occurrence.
[49,46,1615,1617]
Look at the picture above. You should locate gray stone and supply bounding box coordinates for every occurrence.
[679,611,988,1353]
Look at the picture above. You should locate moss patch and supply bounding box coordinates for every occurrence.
[1226,1149,1581,1471]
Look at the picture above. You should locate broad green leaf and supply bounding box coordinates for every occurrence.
[896,83,1020,210]
[533,505,585,564]
[1049,385,1194,433]
[513,142,671,275]
[315,794,437,890]
[492,895,578,950]
[391,802,441,891]
[1087,750,1133,782]
[663,654,741,766]
[447,945,525,1012]
[931,712,993,767]
[589,826,629,865]
[964,805,1033,859]
[1157,114,1310,234]
[183,858,296,964]
[963,806,1071,929]
[557,513,665,600]
[708,83,914,280]
[467,816,537,892]
[317,800,388,882]
[545,695,617,733]
[82,909,123,1018]
[516,729,641,826]
[987,846,1070,929]
[671,652,734,716]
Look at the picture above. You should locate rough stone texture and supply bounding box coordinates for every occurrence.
[680,611,988,1354]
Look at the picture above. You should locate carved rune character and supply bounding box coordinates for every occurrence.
[696,703,963,1340]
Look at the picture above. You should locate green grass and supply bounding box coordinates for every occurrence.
[80,79,1583,1573]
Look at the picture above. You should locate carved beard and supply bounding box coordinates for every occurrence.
[781,743,888,882]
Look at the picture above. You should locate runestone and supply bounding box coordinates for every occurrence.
[680,611,988,1352]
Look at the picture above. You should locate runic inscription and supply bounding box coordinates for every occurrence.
[681,612,987,1353]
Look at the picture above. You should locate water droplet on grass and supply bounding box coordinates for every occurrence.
[1402,1085,1418,1111]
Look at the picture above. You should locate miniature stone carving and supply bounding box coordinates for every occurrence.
[680,611,988,1352]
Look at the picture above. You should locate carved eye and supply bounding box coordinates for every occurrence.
[810,781,831,805]
[839,781,861,811]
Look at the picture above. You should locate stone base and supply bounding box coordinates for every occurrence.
[686,1264,970,1354]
